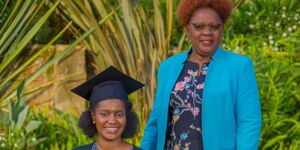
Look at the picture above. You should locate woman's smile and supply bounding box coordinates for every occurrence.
[199,39,214,46]
[104,127,119,134]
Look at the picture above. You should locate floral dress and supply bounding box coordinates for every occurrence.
[165,61,209,150]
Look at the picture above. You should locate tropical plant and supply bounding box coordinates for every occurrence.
[0,0,68,106]
[0,82,93,150]
[28,105,94,150]
[0,82,45,149]
[0,0,118,106]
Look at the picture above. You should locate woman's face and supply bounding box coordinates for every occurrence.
[91,99,126,141]
[186,7,223,57]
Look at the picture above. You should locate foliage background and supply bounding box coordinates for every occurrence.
[0,0,299,149]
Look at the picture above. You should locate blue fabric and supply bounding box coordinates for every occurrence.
[141,46,262,150]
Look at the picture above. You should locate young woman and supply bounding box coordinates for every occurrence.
[72,66,143,150]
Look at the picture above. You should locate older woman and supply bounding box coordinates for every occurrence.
[141,0,261,150]
[72,66,143,150]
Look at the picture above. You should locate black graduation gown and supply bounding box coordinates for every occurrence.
[73,143,142,150]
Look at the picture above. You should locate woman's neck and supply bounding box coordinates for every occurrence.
[96,138,131,150]
[188,50,211,65]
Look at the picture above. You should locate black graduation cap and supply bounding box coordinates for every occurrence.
[71,66,144,106]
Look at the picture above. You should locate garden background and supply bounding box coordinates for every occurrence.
[0,0,299,149]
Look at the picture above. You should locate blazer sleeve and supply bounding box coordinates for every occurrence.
[236,58,262,150]
[140,64,164,150]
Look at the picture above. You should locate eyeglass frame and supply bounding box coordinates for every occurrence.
[188,22,223,32]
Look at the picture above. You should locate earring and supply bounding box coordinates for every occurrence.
[92,120,95,124]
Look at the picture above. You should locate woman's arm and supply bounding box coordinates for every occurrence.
[236,58,262,150]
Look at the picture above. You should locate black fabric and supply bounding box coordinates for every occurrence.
[73,143,93,150]
[71,66,144,106]
[73,143,142,150]
[133,145,143,150]
[89,81,128,106]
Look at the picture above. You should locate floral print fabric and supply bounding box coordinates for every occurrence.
[165,61,209,150]
[91,143,97,150]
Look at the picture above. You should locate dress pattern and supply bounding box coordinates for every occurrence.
[91,143,97,150]
[165,61,209,150]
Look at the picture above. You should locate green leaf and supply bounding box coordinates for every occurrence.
[27,137,47,148]
[0,5,119,106]
[0,22,72,90]
[0,0,23,38]
[0,109,9,126]
[25,120,42,133]
[0,0,36,55]
[262,135,287,150]
[8,99,17,122]
[17,81,26,103]
[0,0,59,74]
[15,106,29,130]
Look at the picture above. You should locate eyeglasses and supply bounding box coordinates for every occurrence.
[189,22,223,32]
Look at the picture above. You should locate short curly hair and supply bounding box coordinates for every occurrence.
[78,102,139,138]
[177,0,233,26]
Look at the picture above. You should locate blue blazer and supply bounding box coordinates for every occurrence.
[141,47,262,150]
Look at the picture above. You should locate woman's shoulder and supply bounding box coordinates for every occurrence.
[160,50,189,68]
[221,49,255,72]
[73,143,94,150]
